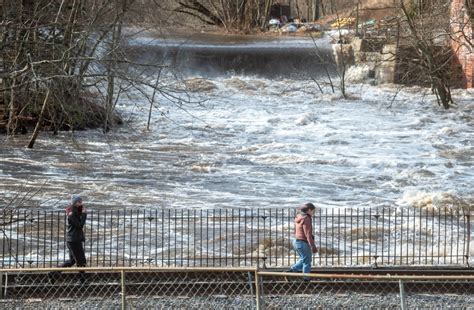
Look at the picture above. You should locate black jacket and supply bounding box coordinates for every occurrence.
[66,206,87,242]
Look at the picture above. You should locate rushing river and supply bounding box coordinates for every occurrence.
[0,32,473,212]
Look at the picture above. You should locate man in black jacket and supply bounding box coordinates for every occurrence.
[50,195,88,284]
[60,195,87,269]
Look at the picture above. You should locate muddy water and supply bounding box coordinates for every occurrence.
[0,33,473,213]
[1,32,473,266]
[125,31,336,78]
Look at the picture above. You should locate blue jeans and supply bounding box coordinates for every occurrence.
[291,239,312,274]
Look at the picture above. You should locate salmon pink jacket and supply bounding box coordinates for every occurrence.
[294,213,317,251]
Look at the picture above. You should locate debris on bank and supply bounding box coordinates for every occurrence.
[268,20,325,36]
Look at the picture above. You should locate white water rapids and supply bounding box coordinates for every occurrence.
[0,33,473,266]
[0,33,473,212]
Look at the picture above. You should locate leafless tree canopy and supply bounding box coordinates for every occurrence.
[1,0,468,142]
[1,0,138,139]
[385,0,457,108]
[163,0,362,32]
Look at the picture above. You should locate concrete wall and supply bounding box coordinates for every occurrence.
[450,0,474,88]
[339,0,473,88]
[346,37,395,84]
[376,44,397,84]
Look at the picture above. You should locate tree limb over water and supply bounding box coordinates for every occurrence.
[1,0,133,142]
[1,0,201,147]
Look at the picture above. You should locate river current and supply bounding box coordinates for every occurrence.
[0,32,473,212]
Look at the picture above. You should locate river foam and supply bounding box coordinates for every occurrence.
[1,75,472,212]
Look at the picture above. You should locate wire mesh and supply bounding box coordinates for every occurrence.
[0,269,122,309]
[0,268,473,309]
[123,269,256,309]
[258,272,474,309]
[0,267,257,310]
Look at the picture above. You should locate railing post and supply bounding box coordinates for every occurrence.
[121,269,126,310]
[2,273,7,299]
[260,214,268,269]
[399,279,407,310]
[465,213,471,267]
[254,269,261,310]
[0,271,3,299]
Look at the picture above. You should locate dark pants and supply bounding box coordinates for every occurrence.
[52,241,87,283]
[60,241,87,267]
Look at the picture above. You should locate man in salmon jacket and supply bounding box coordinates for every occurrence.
[288,203,317,279]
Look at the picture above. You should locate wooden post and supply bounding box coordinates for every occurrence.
[121,269,126,310]
[399,280,407,310]
[254,270,261,310]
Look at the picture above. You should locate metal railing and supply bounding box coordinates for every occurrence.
[0,267,473,309]
[0,207,471,268]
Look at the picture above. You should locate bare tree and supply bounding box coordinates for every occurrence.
[1,0,131,142]
[174,0,273,32]
[393,0,455,108]
[1,0,204,146]
[329,6,352,99]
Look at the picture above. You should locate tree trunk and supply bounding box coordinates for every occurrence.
[260,0,273,30]
[147,69,162,131]
[295,0,301,19]
[27,88,50,149]
[6,79,16,135]
[105,0,126,132]
[315,0,320,20]
[320,0,326,16]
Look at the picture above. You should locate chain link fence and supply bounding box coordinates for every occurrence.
[0,267,257,309]
[0,267,473,309]
[258,272,474,309]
